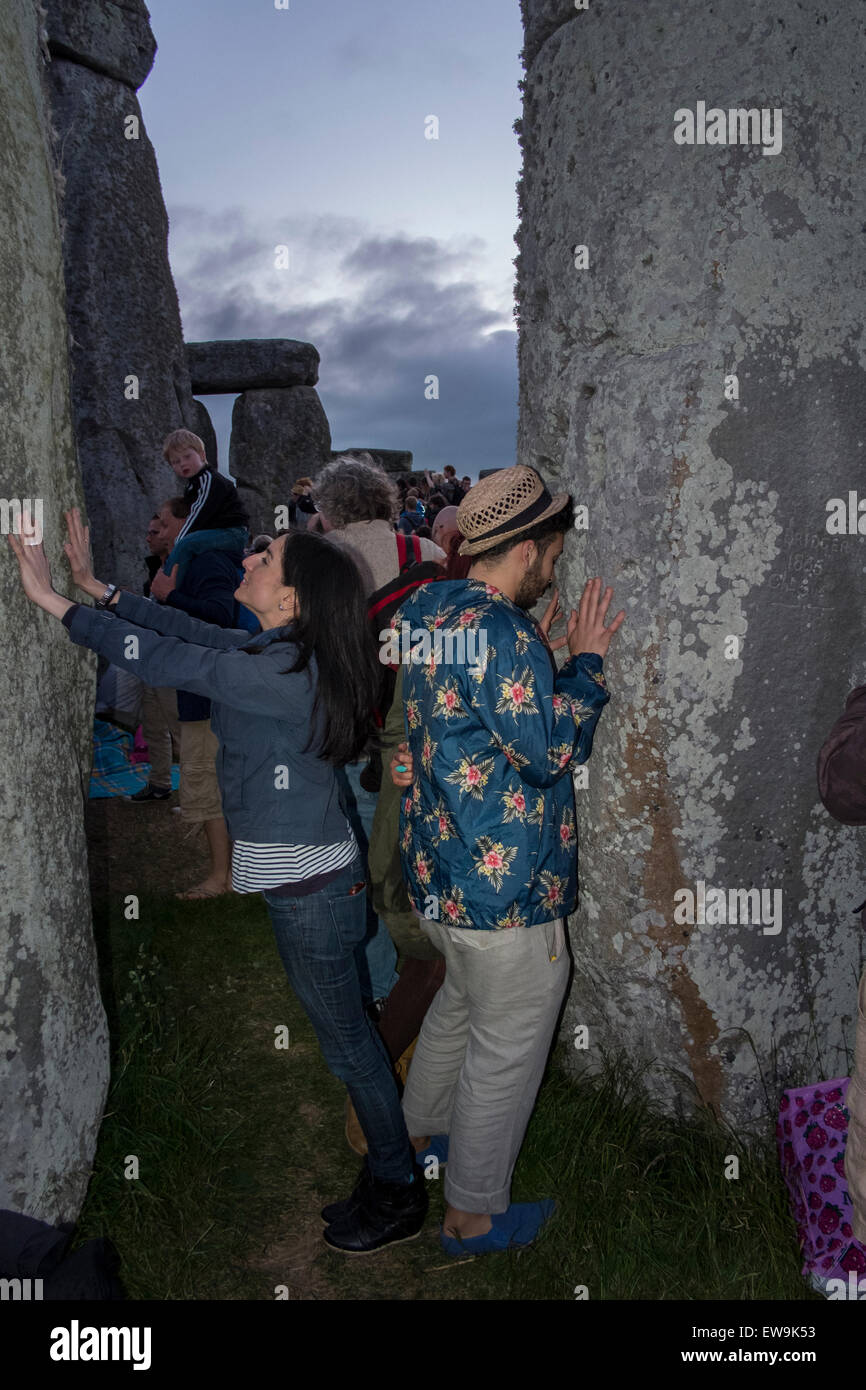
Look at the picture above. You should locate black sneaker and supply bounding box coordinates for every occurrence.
[320,1160,373,1224]
[126,783,171,802]
[323,1172,428,1254]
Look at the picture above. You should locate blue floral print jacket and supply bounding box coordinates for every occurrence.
[393,578,611,931]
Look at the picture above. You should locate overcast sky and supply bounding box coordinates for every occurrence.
[139,0,524,478]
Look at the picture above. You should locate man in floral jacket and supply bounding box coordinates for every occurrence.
[389,465,625,1255]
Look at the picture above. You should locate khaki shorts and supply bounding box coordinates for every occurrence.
[845,963,866,1242]
[179,719,223,823]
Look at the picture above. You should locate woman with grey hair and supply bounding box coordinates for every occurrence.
[314,453,397,527]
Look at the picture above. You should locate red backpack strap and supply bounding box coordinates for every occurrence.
[396,530,420,574]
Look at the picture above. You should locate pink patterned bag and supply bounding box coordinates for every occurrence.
[778,1077,866,1296]
[129,723,150,766]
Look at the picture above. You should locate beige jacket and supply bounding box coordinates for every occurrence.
[327,519,445,597]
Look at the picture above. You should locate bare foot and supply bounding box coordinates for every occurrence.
[444,1215,493,1239]
[443,1205,493,1239]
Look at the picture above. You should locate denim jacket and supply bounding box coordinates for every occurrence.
[392,579,611,930]
[63,593,348,845]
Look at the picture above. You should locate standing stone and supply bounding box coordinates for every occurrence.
[186,340,319,394]
[230,388,332,535]
[517,0,866,1128]
[0,0,108,1224]
[331,449,414,477]
[189,399,218,471]
[44,5,199,589]
[43,0,156,88]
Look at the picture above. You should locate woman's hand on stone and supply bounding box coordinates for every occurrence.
[63,508,100,595]
[7,521,56,607]
[6,521,74,621]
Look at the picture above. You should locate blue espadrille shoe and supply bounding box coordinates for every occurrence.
[414,1135,449,1169]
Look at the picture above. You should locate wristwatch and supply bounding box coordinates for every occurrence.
[95,583,118,608]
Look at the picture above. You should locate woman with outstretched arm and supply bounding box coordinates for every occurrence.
[7,509,427,1255]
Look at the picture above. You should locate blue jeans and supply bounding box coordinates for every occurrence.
[262,855,413,1184]
[337,761,399,1003]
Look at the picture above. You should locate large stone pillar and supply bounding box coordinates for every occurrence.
[184,339,329,535]
[44,0,200,589]
[0,0,108,1222]
[517,0,866,1127]
[331,449,414,478]
[230,387,332,536]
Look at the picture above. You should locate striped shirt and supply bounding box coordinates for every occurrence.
[231,829,358,894]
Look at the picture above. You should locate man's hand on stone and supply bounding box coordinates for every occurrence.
[538,588,568,652]
[566,577,625,659]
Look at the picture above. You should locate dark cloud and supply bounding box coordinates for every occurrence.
[173,211,517,475]
[341,234,480,280]
[330,33,393,73]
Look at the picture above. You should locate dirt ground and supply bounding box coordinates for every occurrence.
[85,793,213,899]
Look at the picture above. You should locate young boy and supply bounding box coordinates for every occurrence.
[398,493,426,535]
[161,429,249,583]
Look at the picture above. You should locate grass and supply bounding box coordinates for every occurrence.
[74,884,815,1301]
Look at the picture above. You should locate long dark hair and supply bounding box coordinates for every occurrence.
[243,530,380,765]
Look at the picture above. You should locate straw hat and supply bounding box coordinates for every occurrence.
[456,466,569,556]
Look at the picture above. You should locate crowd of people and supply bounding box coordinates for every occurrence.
[8,439,627,1260]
